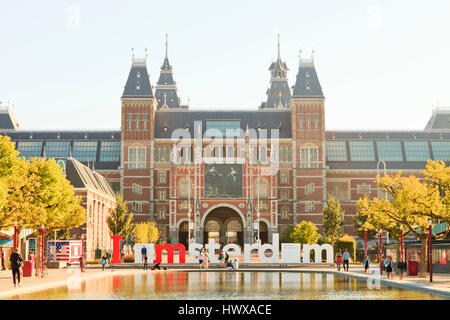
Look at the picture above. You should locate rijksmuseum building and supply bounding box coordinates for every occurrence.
[1,36,450,247]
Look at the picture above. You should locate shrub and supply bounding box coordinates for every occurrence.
[333,234,356,261]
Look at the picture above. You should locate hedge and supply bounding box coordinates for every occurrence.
[333,234,356,261]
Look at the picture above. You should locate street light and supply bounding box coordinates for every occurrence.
[379,230,383,276]
[429,220,433,283]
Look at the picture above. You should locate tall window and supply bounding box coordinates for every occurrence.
[135,114,140,130]
[300,145,318,168]
[305,183,315,195]
[314,113,319,129]
[306,114,311,129]
[157,207,166,220]
[159,171,166,184]
[281,207,289,219]
[159,190,166,200]
[299,114,303,129]
[132,202,142,213]
[281,171,289,184]
[128,146,146,169]
[132,183,142,195]
[143,114,147,130]
[305,201,315,212]
[128,114,132,130]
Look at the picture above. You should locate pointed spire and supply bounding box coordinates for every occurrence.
[277,31,281,61]
[165,29,169,59]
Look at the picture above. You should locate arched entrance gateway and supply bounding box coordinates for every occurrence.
[202,206,245,247]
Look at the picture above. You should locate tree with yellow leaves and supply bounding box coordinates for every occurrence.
[357,160,450,277]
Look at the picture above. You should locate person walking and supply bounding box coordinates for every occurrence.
[218,250,224,266]
[385,256,393,279]
[10,250,23,288]
[198,250,204,269]
[224,252,229,268]
[101,255,106,271]
[398,257,406,280]
[335,250,342,271]
[363,257,370,274]
[79,255,85,272]
[342,249,350,272]
[107,251,111,266]
[1,249,6,270]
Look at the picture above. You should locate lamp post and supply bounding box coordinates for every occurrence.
[364,229,368,260]
[400,229,403,262]
[256,160,260,242]
[429,222,433,283]
[13,221,18,253]
[379,230,383,276]
[188,165,191,245]
[41,225,45,277]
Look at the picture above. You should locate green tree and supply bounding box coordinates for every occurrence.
[353,207,378,241]
[322,195,345,244]
[107,193,135,239]
[357,166,448,277]
[290,221,320,244]
[281,225,295,243]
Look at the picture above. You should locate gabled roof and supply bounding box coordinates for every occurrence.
[154,109,292,139]
[0,106,20,131]
[121,58,153,99]
[292,59,324,99]
[425,108,450,130]
[66,157,115,198]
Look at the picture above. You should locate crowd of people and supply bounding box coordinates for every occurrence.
[335,248,408,280]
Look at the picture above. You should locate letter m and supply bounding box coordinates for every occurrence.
[155,243,186,263]
[302,244,333,264]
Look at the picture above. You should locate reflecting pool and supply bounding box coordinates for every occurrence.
[6,271,447,300]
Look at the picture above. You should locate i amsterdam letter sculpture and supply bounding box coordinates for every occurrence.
[130,234,334,264]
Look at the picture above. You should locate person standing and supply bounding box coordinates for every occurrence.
[1,249,6,270]
[342,249,350,272]
[101,255,106,271]
[363,257,370,274]
[335,250,342,271]
[218,250,224,266]
[143,255,148,270]
[385,256,393,279]
[198,250,204,269]
[141,246,147,264]
[79,255,85,272]
[10,251,23,288]
[398,257,406,280]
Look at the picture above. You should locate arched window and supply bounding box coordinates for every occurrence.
[226,219,242,232]
[205,220,220,232]
[259,147,267,163]
[227,146,234,158]
[287,146,292,162]
[179,221,189,232]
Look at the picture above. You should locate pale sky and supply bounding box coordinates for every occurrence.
[1,1,449,130]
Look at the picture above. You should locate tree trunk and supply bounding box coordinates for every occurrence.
[419,237,428,278]
[35,232,42,277]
